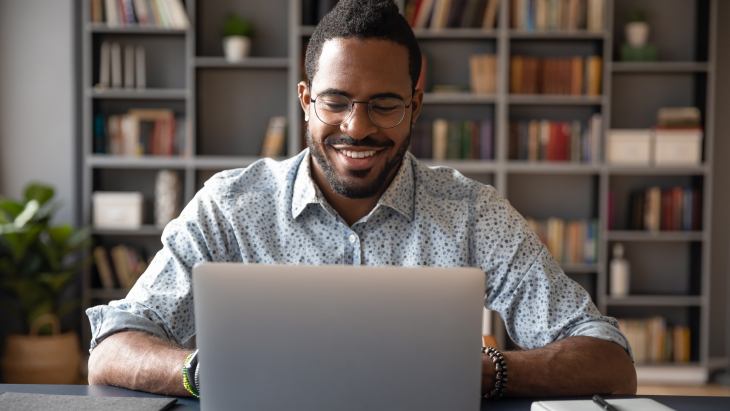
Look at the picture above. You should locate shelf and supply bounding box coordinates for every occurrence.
[506,162,601,174]
[561,263,599,273]
[194,156,271,170]
[86,23,187,35]
[605,295,703,307]
[420,160,498,173]
[508,94,604,105]
[423,93,496,104]
[92,225,164,236]
[87,155,190,168]
[606,231,705,242]
[412,28,498,39]
[194,57,290,69]
[604,165,708,175]
[87,288,130,300]
[612,62,710,73]
[88,88,188,100]
[509,30,607,39]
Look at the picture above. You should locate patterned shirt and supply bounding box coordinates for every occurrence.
[86,150,632,359]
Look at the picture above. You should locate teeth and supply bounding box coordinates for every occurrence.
[339,150,376,159]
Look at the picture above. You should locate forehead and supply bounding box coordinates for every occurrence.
[314,38,411,95]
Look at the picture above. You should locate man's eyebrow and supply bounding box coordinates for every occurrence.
[315,89,407,101]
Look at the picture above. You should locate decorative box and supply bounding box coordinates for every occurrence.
[654,128,703,166]
[93,191,143,229]
[606,129,653,165]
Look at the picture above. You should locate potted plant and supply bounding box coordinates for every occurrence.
[0,183,91,384]
[222,13,254,62]
[625,8,649,48]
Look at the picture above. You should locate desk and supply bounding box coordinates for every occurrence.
[2,384,730,410]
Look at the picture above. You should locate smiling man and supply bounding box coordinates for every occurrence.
[87,0,636,399]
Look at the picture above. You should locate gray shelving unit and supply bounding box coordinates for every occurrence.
[79,0,717,383]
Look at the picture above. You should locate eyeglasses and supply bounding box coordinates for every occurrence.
[311,93,412,129]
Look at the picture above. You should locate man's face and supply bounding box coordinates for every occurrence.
[300,38,423,199]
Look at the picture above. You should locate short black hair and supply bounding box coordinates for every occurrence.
[305,0,421,91]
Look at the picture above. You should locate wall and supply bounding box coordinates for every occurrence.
[0,0,77,225]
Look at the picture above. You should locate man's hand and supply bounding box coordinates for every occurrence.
[481,336,636,397]
[88,331,194,396]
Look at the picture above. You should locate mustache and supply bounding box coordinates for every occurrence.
[324,134,393,148]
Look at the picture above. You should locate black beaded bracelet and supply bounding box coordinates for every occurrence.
[482,346,508,399]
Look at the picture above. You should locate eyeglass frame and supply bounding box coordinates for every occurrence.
[307,82,414,130]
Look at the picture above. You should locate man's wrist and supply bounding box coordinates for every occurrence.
[481,353,496,394]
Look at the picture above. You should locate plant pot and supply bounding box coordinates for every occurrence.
[625,21,649,47]
[223,36,251,62]
[1,314,80,384]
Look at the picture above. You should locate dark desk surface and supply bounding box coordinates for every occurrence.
[2,384,730,410]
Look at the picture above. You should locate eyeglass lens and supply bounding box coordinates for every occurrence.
[314,94,406,129]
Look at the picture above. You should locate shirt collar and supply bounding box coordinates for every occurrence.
[291,149,416,222]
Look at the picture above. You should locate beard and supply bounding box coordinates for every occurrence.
[306,122,411,200]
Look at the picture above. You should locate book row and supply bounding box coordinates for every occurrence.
[410,120,494,161]
[510,55,602,96]
[90,0,189,29]
[96,42,146,90]
[510,0,606,31]
[93,110,188,156]
[93,245,152,290]
[405,0,501,30]
[526,218,599,265]
[618,187,703,232]
[508,114,601,163]
[617,317,691,364]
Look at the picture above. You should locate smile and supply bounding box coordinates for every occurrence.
[337,149,377,159]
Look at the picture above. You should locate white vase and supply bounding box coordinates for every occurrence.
[625,22,649,47]
[223,36,251,62]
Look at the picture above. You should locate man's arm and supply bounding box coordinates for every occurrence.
[88,331,193,396]
[481,336,637,397]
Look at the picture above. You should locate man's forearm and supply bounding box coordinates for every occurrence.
[88,331,193,396]
[482,336,636,397]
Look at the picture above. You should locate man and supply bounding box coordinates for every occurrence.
[87,0,636,398]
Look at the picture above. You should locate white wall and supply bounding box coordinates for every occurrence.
[0,0,77,225]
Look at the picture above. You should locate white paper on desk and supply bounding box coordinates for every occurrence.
[531,398,675,411]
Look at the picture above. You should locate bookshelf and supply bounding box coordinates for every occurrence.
[79,0,717,384]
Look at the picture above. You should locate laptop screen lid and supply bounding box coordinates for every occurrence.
[193,263,485,411]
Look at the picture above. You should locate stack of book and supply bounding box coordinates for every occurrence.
[526,218,599,265]
[96,42,146,89]
[405,0,501,30]
[623,186,702,232]
[93,110,187,157]
[616,317,691,363]
[90,0,189,29]
[510,0,606,31]
[410,119,493,161]
[510,55,602,96]
[93,245,151,290]
[508,114,601,163]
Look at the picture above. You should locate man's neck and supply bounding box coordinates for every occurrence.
[309,155,400,226]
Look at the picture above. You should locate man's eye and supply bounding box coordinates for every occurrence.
[372,105,397,112]
[324,103,349,110]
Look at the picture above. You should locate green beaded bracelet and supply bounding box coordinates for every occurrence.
[183,353,199,397]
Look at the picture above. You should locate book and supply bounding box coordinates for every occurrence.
[482,0,499,29]
[135,46,146,89]
[111,245,134,289]
[93,246,116,289]
[132,0,150,25]
[480,120,493,160]
[91,0,104,23]
[104,0,119,26]
[432,119,449,160]
[586,0,605,31]
[469,54,496,95]
[98,41,111,88]
[260,116,288,158]
[110,42,122,88]
[124,44,135,88]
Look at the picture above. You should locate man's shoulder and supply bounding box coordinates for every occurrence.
[202,152,305,198]
[409,155,500,205]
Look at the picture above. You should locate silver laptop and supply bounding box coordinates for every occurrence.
[193,263,485,410]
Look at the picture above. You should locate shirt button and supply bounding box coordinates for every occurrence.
[348,234,357,244]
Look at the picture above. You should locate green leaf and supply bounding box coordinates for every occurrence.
[0,200,24,218]
[27,301,54,334]
[37,241,60,272]
[14,200,39,229]
[38,270,76,294]
[24,183,54,205]
[49,225,72,245]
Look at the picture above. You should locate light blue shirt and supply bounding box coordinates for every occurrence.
[87,150,632,359]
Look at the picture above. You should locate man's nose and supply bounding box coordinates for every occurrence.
[341,102,378,140]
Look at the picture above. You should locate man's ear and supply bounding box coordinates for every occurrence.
[410,87,425,125]
[298,81,311,121]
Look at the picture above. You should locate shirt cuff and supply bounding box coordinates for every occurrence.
[86,304,171,353]
[564,320,635,362]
